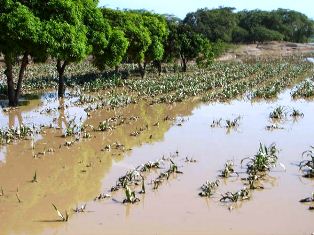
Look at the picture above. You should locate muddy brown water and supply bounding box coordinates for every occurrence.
[0,88,313,235]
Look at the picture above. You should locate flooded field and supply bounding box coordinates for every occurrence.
[0,57,314,235]
[0,58,314,235]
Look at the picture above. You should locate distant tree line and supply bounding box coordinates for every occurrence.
[1,1,313,106]
[184,7,314,44]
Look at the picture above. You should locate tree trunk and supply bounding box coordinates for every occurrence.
[4,55,15,106]
[115,65,119,73]
[57,60,68,98]
[157,61,162,76]
[182,58,187,72]
[138,63,146,79]
[180,54,187,72]
[14,53,29,105]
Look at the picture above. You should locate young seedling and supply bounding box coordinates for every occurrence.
[220,160,238,178]
[139,176,145,194]
[16,192,21,203]
[31,171,38,183]
[185,157,197,163]
[290,108,304,118]
[265,124,284,131]
[225,116,241,129]
[220,188,251,203]
[210,119,222,128]
[241,143,280,173]
[299,146,314,178]
[52,204,69,222]
[199,180,220,197]
[94,193,111,200]
[299,193,314,203]
[243,174,264,190]
[73,204,87,213]
[269,106,287,119]
[123,186,140,204]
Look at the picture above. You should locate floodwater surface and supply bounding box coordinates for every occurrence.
[0,87,313,235]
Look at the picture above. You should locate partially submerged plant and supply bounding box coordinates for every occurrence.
[31,171,38,183]
[220,188,250,202]
[269,106,287,119]
[153,160,183,190]
[225,116,241,129]
[210,118,222,128]
[265,124,284,131]
[94,193,111,200]
[137,160,161,172]
[16,192,22,203]
[123,186,140,204]
[241,143,280,174]
[299,146,314,178]
[299,192,314,210]
[52,204,69,222]
[199,180,220,197]
[290,108,304,118]
[299,193,314,203]
[139,176,145,194]
[220,160,238,178]
[242,174,264,190]
[73,204,87,213]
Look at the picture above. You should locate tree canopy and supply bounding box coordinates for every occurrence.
[1,3,314,106]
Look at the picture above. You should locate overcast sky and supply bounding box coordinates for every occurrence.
[98,0,314,19]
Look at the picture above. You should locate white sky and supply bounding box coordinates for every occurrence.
[98,0,314,19]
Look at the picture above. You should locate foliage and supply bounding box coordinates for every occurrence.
[184,7,238,42]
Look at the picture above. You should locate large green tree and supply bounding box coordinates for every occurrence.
[177,24,214,72]
[184,7,238,42]
[0,0,42,106]
[140,12,168,76]
[102,9,152,78]
[41,0,111,98]
[236,9,314,43]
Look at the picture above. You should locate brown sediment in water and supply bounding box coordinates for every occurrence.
[0,87,314,235]
[0,95,199,235]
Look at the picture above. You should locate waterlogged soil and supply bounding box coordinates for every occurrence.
[0,88,314,235]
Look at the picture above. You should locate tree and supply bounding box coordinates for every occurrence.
[0,0,42,106]
[93,29,129,71]
[140,12,168,76]
[252,26,284,44]
[162,15,182,65]
[184,7,238,42]
[236,9,314,43]
[102,9,151,78]
[40,0,113,98]
[177,25,213,72]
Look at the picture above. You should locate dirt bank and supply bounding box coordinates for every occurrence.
[219,41,314,61]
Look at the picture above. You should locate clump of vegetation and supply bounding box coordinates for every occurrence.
[136,160,161,172]
[291,79,314,99]
[123,186,140,204]
[199,180,220,197]
[0,125,33,144]
[290,108,304,118]
[210,116,240,129]
[299,193,314,210]
[241,143,280,174]
[299,146,314,178]
[220,160,238,178]
[153,160,183,190]
[225,116,241,129]
[220,188,250,202]
[52,204,69,222]
[265,124,284,131]
[269,106,287,119]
